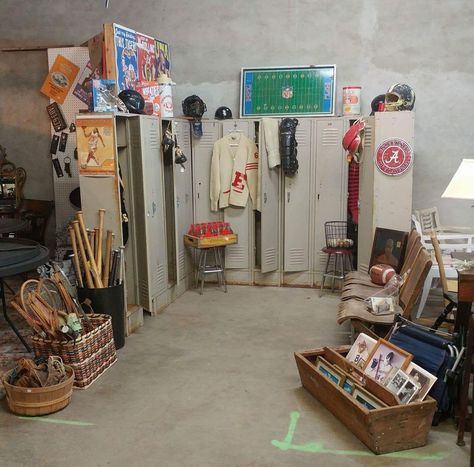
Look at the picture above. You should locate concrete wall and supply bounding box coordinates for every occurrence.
[1,0,474,229]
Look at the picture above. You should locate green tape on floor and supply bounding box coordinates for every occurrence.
[272,411,448,461]
[17,416,94,426]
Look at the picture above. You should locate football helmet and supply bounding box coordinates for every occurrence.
[182,95,207,137]
[384,84,415,111]
[342,118,365,163]
[370,94,386,115]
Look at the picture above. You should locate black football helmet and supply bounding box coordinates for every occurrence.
[215,106,232,120]
[118,90,146,114]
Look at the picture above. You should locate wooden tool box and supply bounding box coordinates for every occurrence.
[294,346,437,454]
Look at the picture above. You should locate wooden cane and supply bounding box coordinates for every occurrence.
[68,225,84,288]
[103,230,113,287]
[72,221,94,288]
[97,209,105,278]
[76,211,104,288]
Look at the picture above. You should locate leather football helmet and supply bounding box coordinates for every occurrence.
[385,84,415,111]
[215,106,232,120]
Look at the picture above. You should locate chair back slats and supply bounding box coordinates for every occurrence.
[399,248,432,318]
[400,230,422,276]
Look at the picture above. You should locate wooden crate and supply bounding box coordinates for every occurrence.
[294,346,437,454]
[183,234,237,249]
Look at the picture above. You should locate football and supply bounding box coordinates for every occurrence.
[370,264,396,285]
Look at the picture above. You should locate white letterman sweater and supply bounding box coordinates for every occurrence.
[210,133,260,211]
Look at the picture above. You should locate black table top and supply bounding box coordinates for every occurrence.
[0,217,28,234]
[0,238,49,277]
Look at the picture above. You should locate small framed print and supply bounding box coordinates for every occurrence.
[363,339,412,385]
[369,296,395,315]
[342,377,356,395]
[315,357,344,386]
[397,379,419,404]
[385,369,410,394]
[406,362,437,402]
[352,385,387,411]
[346,333,377,369]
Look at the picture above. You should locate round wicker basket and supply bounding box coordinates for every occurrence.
[2,366,74,416]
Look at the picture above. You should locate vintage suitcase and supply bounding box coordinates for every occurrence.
[294,346,437,454]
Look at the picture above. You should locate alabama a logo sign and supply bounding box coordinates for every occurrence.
[375,138,413,176]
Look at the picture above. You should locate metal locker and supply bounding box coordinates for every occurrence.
[172,119,194,284]
[221,119,255,270]
[129,116,167,312]
[284,118,312,272]
[191,121,222,222]
[259,120,280,274]
[313,118,347,276]
[358,112,414,271]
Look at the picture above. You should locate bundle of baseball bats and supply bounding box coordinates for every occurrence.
[68,209,124,288]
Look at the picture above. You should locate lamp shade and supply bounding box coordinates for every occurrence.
[441,159,474,200]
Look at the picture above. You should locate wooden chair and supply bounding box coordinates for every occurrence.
[344,229,420,286]
[341,232,423,301]
[15,199,54,245]
[337,247,432,338]
[425,232,458,330]
[414,207,474,234]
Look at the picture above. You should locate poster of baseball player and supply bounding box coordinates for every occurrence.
[137,32,157,82]
[77,116,116,176]
[114,23,138,91]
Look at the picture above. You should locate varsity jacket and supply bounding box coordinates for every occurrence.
[210,133,260,211]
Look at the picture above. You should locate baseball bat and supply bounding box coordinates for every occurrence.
[76,211,104,288]
[72,220,94,288]
[103,230,113,287]
[97,208,105,278]
[87,229,95,260]
[68,225,84,287]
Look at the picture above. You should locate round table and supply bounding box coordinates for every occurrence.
[0,238,49,351]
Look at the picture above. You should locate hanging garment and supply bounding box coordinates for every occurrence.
[262,118,280,168]
[348,161,360,224]
[210,132,259,211]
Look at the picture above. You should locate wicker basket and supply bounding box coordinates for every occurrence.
[31,314,117,389]
[2,366,74,416]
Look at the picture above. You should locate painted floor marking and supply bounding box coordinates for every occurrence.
[17,416,94,426]
[271,411,448,461]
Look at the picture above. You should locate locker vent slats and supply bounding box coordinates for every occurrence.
[321,128,339,146]
[288,248,305,267]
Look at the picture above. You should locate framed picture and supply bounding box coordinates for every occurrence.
[385,369,410,394]
[363,339,412,385]
[397,379,419,404]
[240,65,336,117]
[342,377,356,395]
[368,227,409,273]
[346,333,377,369]
[352,385,386,411]
[406,362,437,402]
[369,296,395,315]
[315,357,344,386]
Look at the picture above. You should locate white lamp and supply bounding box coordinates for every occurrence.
[442,159,474,200]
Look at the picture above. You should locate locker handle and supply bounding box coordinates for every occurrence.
[264,192,267,204]
[287,192,290,203]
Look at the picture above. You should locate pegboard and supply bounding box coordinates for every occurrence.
[47,47,90,257]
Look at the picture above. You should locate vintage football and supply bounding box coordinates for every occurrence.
[370,264,396,285]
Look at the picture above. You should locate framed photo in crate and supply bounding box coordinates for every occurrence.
[363,338,412,385]
[369,227,409,273]
[240,65,336,117]
[315,357,344,386]
[346,332,377,369]
[406,362,437,402]
[352,385,387,410]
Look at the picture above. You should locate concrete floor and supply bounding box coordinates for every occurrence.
[0,285,470,466]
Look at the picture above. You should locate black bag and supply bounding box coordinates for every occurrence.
[388,317,462,424]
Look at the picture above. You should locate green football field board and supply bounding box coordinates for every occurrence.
[241,66,335,117]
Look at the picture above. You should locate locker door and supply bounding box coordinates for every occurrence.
[130,116,167,311]
[173,120,194,283]
[221,119,254,269]
[313,119,347,274]
[192,121,222,222]
[260,121,280,273]
[284,119,312,272]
